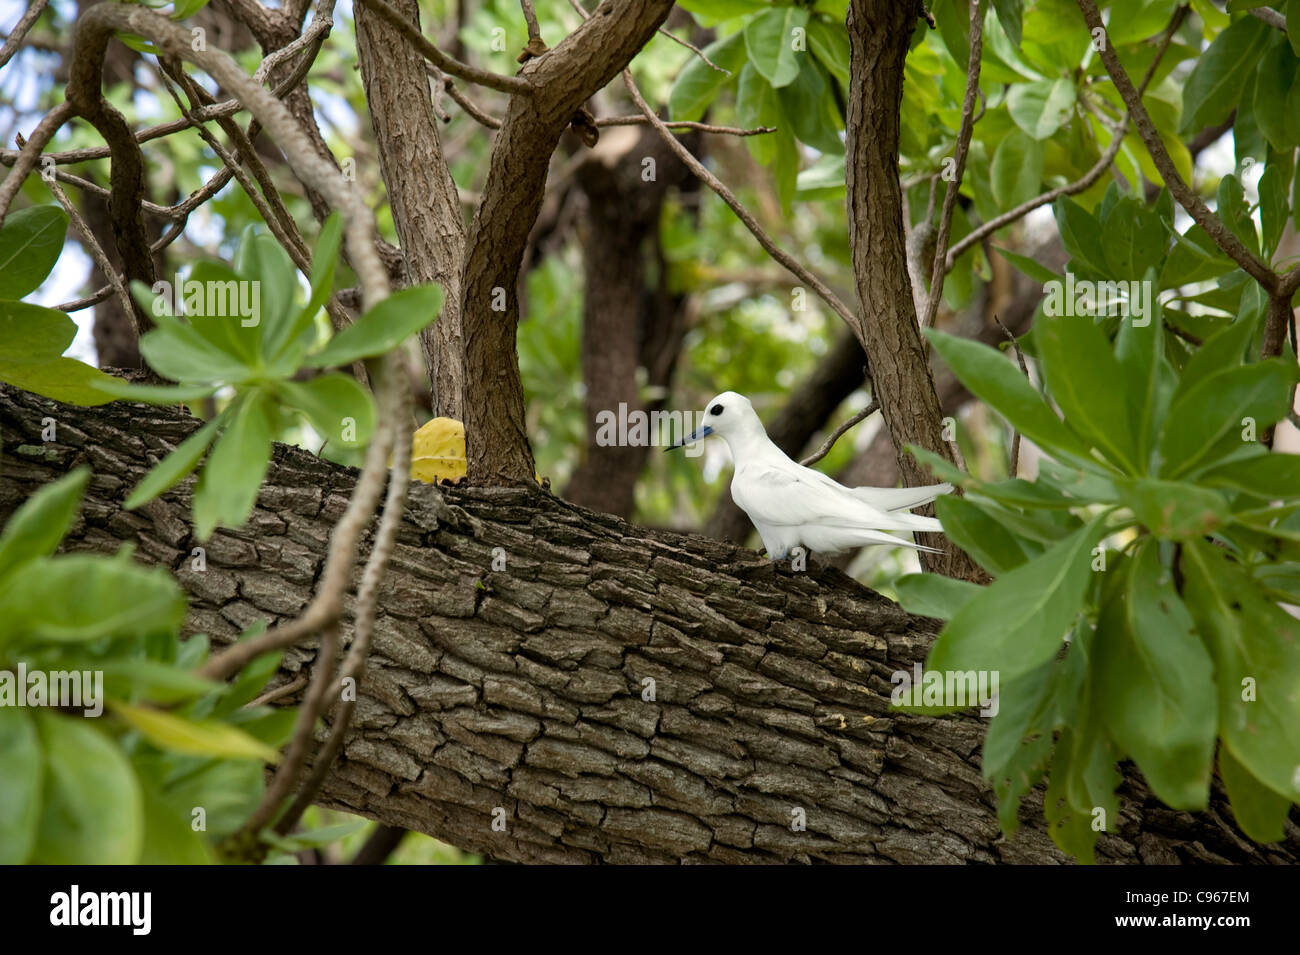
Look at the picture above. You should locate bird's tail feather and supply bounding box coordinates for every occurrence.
[847,482,954,512]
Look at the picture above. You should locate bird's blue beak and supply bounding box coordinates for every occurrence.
[665,425,713,451]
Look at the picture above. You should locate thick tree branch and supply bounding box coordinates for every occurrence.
[4,386,1296,864]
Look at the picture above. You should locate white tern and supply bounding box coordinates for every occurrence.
[668,391,951,559]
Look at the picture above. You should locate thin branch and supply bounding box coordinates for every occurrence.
[994,314,1027,476]
[0,101,73,225]
[659,29,729,73]
[622,71,858,327]
[249,673,309,708]
[946,2,1187,269]
[355,0,532,94]
[919,0,983,333]
[800,400,880,467]
[44,172,136,324]
[274,379,413,835]
[520,0,542,44]
[1075,0,1277,292]
[1250,6,1287,31]
[0,0,50,69]
[597,116,775,136]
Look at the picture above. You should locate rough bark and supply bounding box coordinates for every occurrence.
[460,0,676,484]
[845,0,978,579]
[4,386,1296,864]
[355,0,467,419]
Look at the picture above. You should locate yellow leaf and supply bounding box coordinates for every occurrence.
[410,417,467,484]
[109,700,280,763]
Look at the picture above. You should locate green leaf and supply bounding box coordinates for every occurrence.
[990,129,1044,211]
[1117,477,1230,539]
[0,356,120,406]
[1007,77,1076,140]
[807,15,850,87]
[0,553,185,647]
[1174,308,1260,399]
[0,708,42,864]
[926,515,1107,685]
[744,6,809,89]
[1095,541,1215,809]
[0,466,88,586]
[991,0,1023,47]
[1179,14,1271,135]
[1259,162,1290,258]
[32,713,143,864]
[983,659,1055,835]
[124,413,225,510]
[1158,359,1299,478]
[89,378,218,404]
[668,31,747,123]
[137,312,256,385]
[1035,313,1139,472]
[925,329,1100,468]
[192,389,273,539]
[737,61,782,165]
[1182,539,1300,802]
[893,573,983,620]
[676,0,767,25]
[110,700,281,762]
[233,227,295,343]
[1219,747,1291,843]
[1099,193,1168,280]
[1216,173,1259,255]
[277,373,376,448]
[992,246,1061,284]
[276,211,344,360]
[0,206,68,299]
[1202,450,1300,499]
[1053,198,1108,276]
[208,647,283,718]
[137,779,215,864]
[775,56,843,153]
[935,495,1032,575]
[181,261,264,367]
[0,300,76,360]
[1115,282,1172,466]
[1252,35,1300,152]
[306,283,443,369]
[93,657,222,704]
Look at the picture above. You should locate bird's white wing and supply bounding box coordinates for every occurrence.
[844,482,953,511]
[733,463,941,534]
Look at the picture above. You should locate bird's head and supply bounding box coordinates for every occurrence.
[666,391,762,450]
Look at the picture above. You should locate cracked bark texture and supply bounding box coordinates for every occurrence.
[3,386,1297,864]
[845,0,978,580]
[355,0,467,420]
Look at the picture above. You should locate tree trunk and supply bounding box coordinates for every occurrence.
[845,0,978,580]
[3,386,1295,864]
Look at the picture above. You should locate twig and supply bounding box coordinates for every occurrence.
[659,29,729,74]
[597,116,775,136]
[622,71,859,328]
[919,0,983,333]
[44,174,136,325]
[521,0,542,44]
[1075,0,1277,292]
[356,0,532,95]
[946,3,1186,269]
[0,0,50,70]
[248,673,309,708]
[1250,7,1287,31]
[800,400,880,467]
[993,314,1027,476]
[274,378,413,835]
[0,101,73,225]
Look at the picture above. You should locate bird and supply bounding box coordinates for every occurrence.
[667,391,951,560]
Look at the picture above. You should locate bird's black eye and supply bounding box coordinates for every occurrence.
[710,404,724,416]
